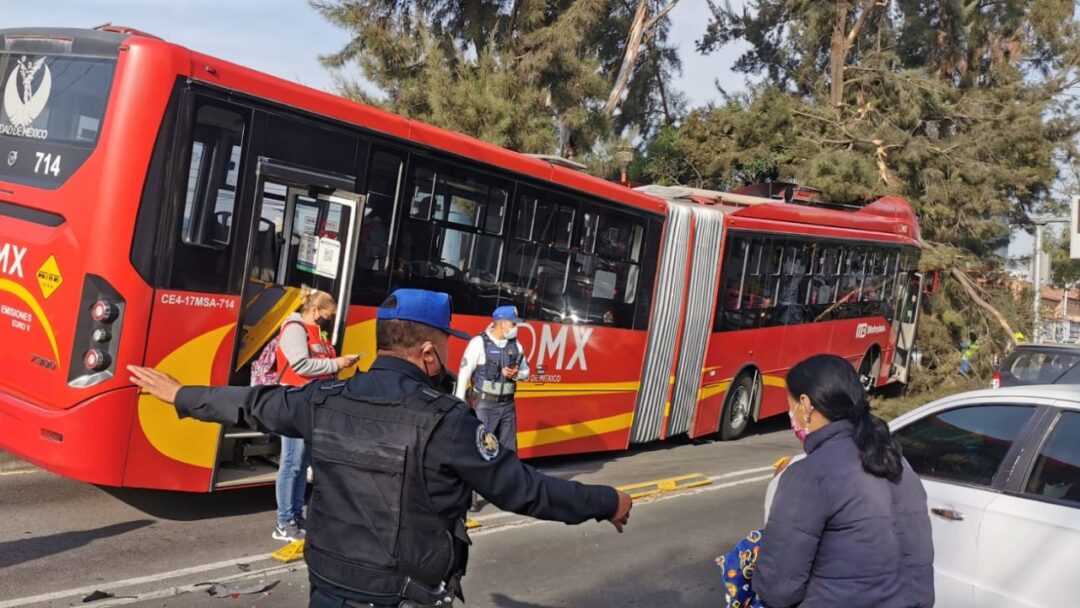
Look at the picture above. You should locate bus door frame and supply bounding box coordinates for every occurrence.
[232,158,364,378]
[889,271,925,384]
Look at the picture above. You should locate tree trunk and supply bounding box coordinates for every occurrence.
[829,1,851,107]
[604,0,650,117]
[828,1,881,107]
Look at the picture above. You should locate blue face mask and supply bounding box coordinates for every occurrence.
[505,326,518,340]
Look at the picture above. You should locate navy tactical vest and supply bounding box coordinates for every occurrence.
[471,333,523,402]
[305,383,471,604]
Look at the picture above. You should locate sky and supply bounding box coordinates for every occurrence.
[5,1,1036,257]
[5,0,746,108]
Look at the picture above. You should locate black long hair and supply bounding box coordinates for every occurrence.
[787,354,904,482]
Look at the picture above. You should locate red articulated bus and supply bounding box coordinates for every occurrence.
[0,26,926,491]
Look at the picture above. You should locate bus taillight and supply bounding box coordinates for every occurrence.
[83,349,111,372]
[91,300,118,323]
[68,275,125,388]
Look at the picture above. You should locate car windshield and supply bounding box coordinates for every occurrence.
[1008,350,1080,383]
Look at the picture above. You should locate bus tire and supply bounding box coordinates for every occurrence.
[858,347,882,393]
[720,372,756,440]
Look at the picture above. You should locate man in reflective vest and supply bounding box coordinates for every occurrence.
[128,289,631,608]
[456,305,528,452]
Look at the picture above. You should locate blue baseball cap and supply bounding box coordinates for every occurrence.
[492,305,522,323]
[377,289,471,340]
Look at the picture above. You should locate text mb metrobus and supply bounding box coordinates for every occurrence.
[0,26,928,491]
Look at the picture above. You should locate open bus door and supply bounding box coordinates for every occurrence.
[216,162,363,488]
[889,272,925,384]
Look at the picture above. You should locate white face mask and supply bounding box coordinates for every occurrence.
[505,326,518,340]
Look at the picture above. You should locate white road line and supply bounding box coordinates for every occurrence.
[0,464,777,607]
[0,555,274,608]
[469,464,775,524]
[74,562,303,608]
[0,469,36,477]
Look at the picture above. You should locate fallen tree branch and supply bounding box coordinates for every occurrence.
[951,267,1019,346]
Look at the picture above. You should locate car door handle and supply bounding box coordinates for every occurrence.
[931,507,965,521]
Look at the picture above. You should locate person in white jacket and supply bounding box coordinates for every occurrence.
[455,306,530,451]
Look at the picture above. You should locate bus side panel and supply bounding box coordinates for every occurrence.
[122,290,238,491]
[341,305,645,458]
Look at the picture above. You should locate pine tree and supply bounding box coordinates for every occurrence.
[310,0,685,157]
[644,0,1080,393]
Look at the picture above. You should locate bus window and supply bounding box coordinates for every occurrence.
[504,189,577,321]
[396,160,508,314]
[181,106,244,248]
[352,150,402,306]
[169,103,248,293]
[564,207,645,328]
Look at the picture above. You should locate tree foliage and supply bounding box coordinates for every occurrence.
[643,0,1080,388]
[311,0,686,157]
[649,1,1080,254]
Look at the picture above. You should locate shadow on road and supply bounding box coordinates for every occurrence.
[99,485,279,521]
[487,593,561,608]
[0,520,154,569]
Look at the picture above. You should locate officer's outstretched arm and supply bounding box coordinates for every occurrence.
[447,412,631,530]
[128,365,313,439]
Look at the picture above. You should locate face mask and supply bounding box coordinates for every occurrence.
[427,347,455,393]
[505,326,518,340]
[789,409,809,443]
[317,316,335,338]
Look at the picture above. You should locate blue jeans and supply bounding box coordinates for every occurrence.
[276,436,309,526]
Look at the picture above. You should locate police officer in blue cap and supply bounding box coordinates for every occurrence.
[128,288,632,608]
[456,305,527,452]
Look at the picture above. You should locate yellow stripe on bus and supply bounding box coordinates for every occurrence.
[0,278,60,364]
[517,412,635,449]
[138,324,233,468]
[516,380,640,399]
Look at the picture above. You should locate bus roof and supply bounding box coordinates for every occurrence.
[635,184,922,244]
[0,25,921,239]
[9,26,669,217]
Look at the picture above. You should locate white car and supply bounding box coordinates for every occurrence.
[763,385,1080,608]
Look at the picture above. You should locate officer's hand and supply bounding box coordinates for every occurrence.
[609,490,632,533]
[127,365,183,404]
[502,366,517,379]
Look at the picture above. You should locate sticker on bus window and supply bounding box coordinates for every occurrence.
[297,234,318,272]
[593,269,617,300]
[314,237,341,279]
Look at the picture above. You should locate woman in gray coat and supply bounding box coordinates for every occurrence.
[755,355,934,608]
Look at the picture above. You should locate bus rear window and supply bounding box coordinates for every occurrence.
[0,53,115,188]
[0,53,113,144]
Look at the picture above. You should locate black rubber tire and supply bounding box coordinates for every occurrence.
[720,372,756,440]
[858,348,881,393]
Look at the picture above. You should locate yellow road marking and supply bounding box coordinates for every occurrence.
[617,473,712,499]
[0,468,37,477]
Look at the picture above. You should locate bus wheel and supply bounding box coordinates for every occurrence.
[720,372,756,440]
[858,348,881,392]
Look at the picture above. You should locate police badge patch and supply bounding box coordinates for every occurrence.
[475,424,500,461]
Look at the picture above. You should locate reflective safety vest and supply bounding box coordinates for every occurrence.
[276,321,337,387]
[471,333,522,402]
[306,383,470,604]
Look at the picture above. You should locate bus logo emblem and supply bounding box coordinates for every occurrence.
[6,151,15,167]
[2,56,51,140]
